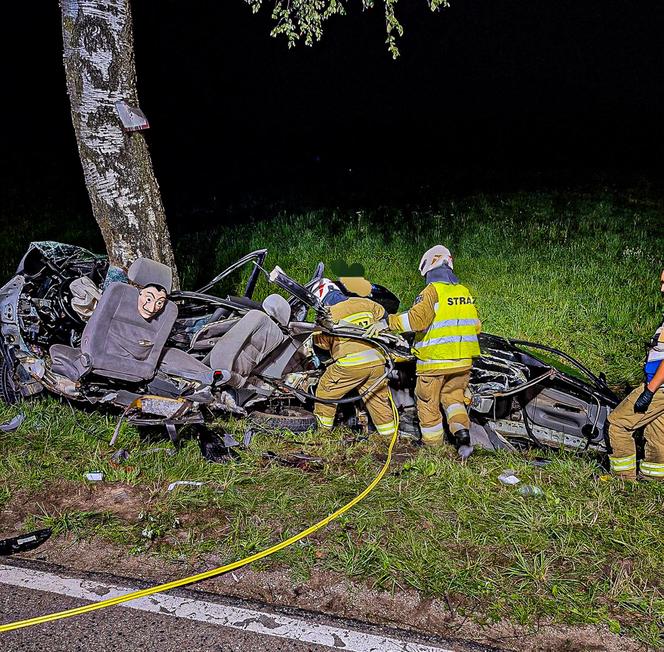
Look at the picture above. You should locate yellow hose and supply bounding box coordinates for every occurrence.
[0,395,400,633]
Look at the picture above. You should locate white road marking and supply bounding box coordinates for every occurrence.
[0,564,455,652]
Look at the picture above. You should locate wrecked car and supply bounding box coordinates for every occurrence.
[0,241,619,455]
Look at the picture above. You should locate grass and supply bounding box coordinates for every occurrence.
[1,190,663,647]
[176,191,663,388]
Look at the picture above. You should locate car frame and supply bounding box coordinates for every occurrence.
[0,242,619,455]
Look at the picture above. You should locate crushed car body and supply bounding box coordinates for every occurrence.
[0,242,619,453]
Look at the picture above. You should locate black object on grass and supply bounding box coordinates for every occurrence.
[0,528,52,556]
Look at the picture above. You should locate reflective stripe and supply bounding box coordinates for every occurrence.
[416,358,472,371]
[445,403,467,419]
[337,349,385,367]
[398,312,411,332]
[640,461,664,477]
[344,311,375,326]
[316,415,334,428]
[449,422,466,434]
[412,284,480,371]
[420,422,444,435]
[431,319,479,329]
[414,335,478,349]
[609,454,637,472]
[375,421,396,435]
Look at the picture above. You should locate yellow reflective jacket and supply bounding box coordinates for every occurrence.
[389,282,480,374]
[314,297,387,369]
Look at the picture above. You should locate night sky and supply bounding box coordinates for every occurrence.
[2,1,662,220]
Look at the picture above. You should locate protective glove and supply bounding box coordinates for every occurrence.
[364,320,388,339]
[458,444,474,462]
[634,387,654,413]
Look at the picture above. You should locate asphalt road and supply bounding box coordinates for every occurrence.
[0,561,498,652]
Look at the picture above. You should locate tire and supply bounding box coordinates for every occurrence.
[0,348,21,405]
[249,406,317,433]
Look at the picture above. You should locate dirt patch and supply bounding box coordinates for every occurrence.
[0,481,152,536]
[12,535,644,652]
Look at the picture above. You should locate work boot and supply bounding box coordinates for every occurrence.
[454,429,473,461]
[454,428,471,448]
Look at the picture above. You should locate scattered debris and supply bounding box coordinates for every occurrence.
[167,480,204,492]
[262,451,324,471]
[84,472,104,481]
[243,429,256,447]
[135,447,176,457]
[110,449,130,464]
[0,528,52,556]
[529,457,552,468]
[518,484,544,496]
[497,469,520,485]
[0,413,24,432]
[198,428,241,463]
[223,433,241,448]
[458,444,474,461]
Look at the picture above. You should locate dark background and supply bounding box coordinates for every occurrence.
[2,1,662,226]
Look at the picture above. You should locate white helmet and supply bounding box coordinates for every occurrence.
[312,277,340,303]
[418,245,453,276]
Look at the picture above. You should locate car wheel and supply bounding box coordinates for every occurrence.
[250,406,317,433]
[0,349,21,405]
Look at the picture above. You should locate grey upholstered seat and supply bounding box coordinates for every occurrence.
[157,347,214,385]
[50,258,177,383]
[207,309,286,388]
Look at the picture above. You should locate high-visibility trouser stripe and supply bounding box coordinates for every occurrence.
[420,422,444,441]
[396,312,411,332]
[609,454,637,472]
[336,350,385,367]
[640,461,664,477]
[414,335,479,349]
[445,402,467,420]
[316,415,334,429]
[375,421,396,436]
[431,319,479,329]
[416,358,472,371]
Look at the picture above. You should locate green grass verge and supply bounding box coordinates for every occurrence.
[1,191,663,645]
[1,399,663,647]
[176,192,663,388]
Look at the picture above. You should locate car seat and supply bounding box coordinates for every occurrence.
[50,258,177,383]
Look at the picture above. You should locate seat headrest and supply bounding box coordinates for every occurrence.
[262,293,291,327]
[127,258,173,294]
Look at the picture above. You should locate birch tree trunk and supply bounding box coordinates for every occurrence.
[61,0,178,285]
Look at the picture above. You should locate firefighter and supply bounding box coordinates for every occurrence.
[607,268,664,480]
[313,278,396,443]
[388,245,481,458]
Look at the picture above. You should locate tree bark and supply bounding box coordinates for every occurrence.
[61,0,178,285]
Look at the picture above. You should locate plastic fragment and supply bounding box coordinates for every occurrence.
[518,484,544,496]
[243,429,255,447]
[529,458,552,467]
[84,472,104,481]
[223,433,241,448]
[497,469,520,485]
[0,413,24,432]
[167,480,204,492]
[263,451,324,471]
[110,449,129,464]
